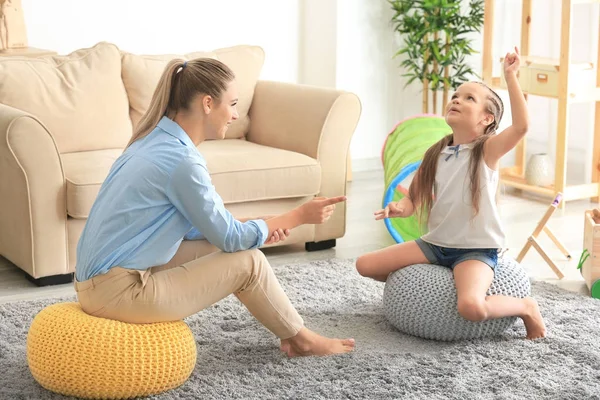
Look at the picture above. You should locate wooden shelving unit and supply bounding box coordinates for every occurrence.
[482,0,600,208]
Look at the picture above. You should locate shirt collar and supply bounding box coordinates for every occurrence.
[440,141,475,155]
[157,116,197,149]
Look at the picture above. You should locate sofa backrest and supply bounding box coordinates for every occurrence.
[121,45,265,140]
[0,42,265,154]
[0,42,132,154]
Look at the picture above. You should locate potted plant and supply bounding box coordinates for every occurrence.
[388,0,485,114]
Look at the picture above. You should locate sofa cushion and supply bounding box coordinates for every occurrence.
[62,142,320,219]
[121,45,264,140]
[62,149,123,219]
[198,140,321,204]
[0,42,132,154]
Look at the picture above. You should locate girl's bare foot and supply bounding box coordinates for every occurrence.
[522,297,546,339]
[280,327,355,357]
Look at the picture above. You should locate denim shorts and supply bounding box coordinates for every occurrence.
[415,238,499,271]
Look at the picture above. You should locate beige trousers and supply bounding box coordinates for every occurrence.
[74,240,304,339]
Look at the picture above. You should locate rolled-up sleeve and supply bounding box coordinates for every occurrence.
[167,157,268,252]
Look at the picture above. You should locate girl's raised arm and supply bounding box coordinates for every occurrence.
[484,47,530,167]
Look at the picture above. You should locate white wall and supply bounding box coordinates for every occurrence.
[298,0,337,87]
[336,0,407,171]
[21,0,300,83]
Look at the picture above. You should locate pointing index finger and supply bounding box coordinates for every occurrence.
[321,196,347,206]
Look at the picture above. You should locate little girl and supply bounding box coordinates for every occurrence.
[356,47,546,340]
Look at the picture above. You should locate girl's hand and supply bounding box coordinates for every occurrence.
[264,228,291,245]
[374,201,409,220]
[299,196,346,224]
[504,46,521,75]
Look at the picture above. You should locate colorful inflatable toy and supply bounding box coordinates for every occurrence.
[381,115,452,243]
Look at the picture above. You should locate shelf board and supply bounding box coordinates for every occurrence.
[500,172,599,201]
[499,56,593,72]
[489,78,600,103]
[489,83,559,101]
[570,87,600,103]
[500,172,555,197]
[564,183,599,201]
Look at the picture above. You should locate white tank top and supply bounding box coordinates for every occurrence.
[420,142,505,249]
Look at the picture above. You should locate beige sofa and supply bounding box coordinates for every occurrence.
[0,42,361,286]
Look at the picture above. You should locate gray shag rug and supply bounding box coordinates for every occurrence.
[1,258,600,400]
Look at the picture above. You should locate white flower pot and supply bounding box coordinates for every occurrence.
[525,153,554,187]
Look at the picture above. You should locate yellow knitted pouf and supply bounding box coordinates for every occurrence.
[27,302,197,399]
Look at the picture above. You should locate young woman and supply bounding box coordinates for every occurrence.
[75,58,355,357]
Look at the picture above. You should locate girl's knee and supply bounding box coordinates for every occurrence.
[355,255,371,277]
[457,297,487,322]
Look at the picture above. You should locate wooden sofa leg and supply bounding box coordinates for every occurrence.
[25,272,74,287]
[305,239,336,252]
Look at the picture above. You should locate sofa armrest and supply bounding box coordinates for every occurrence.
[247,81,361,241]
[247,80,361,159]
[0,104,68,279]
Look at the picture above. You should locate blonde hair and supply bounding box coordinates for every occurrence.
[409,82,504,227]
[126,58,235,148]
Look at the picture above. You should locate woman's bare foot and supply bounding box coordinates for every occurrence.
[280,327,355,357]
[522,298,546,339]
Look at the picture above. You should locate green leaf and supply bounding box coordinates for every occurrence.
[388,0,485,93]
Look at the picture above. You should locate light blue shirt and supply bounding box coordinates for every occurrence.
[75,116,269,282]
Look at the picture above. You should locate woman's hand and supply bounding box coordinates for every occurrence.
[263,228,291,245]
[299,196,346,224]
[263,196,346,238]
[504,46,521,75]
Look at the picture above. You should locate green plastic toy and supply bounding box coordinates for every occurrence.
[591,280,600,299]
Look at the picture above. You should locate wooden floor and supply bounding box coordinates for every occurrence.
[0,169,595,304]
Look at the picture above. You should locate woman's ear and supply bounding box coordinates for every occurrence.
[202,95,213,115]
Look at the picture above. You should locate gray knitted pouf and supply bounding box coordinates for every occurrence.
[383,257,531,341]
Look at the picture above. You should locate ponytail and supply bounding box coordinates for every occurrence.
[125,57,234,149]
